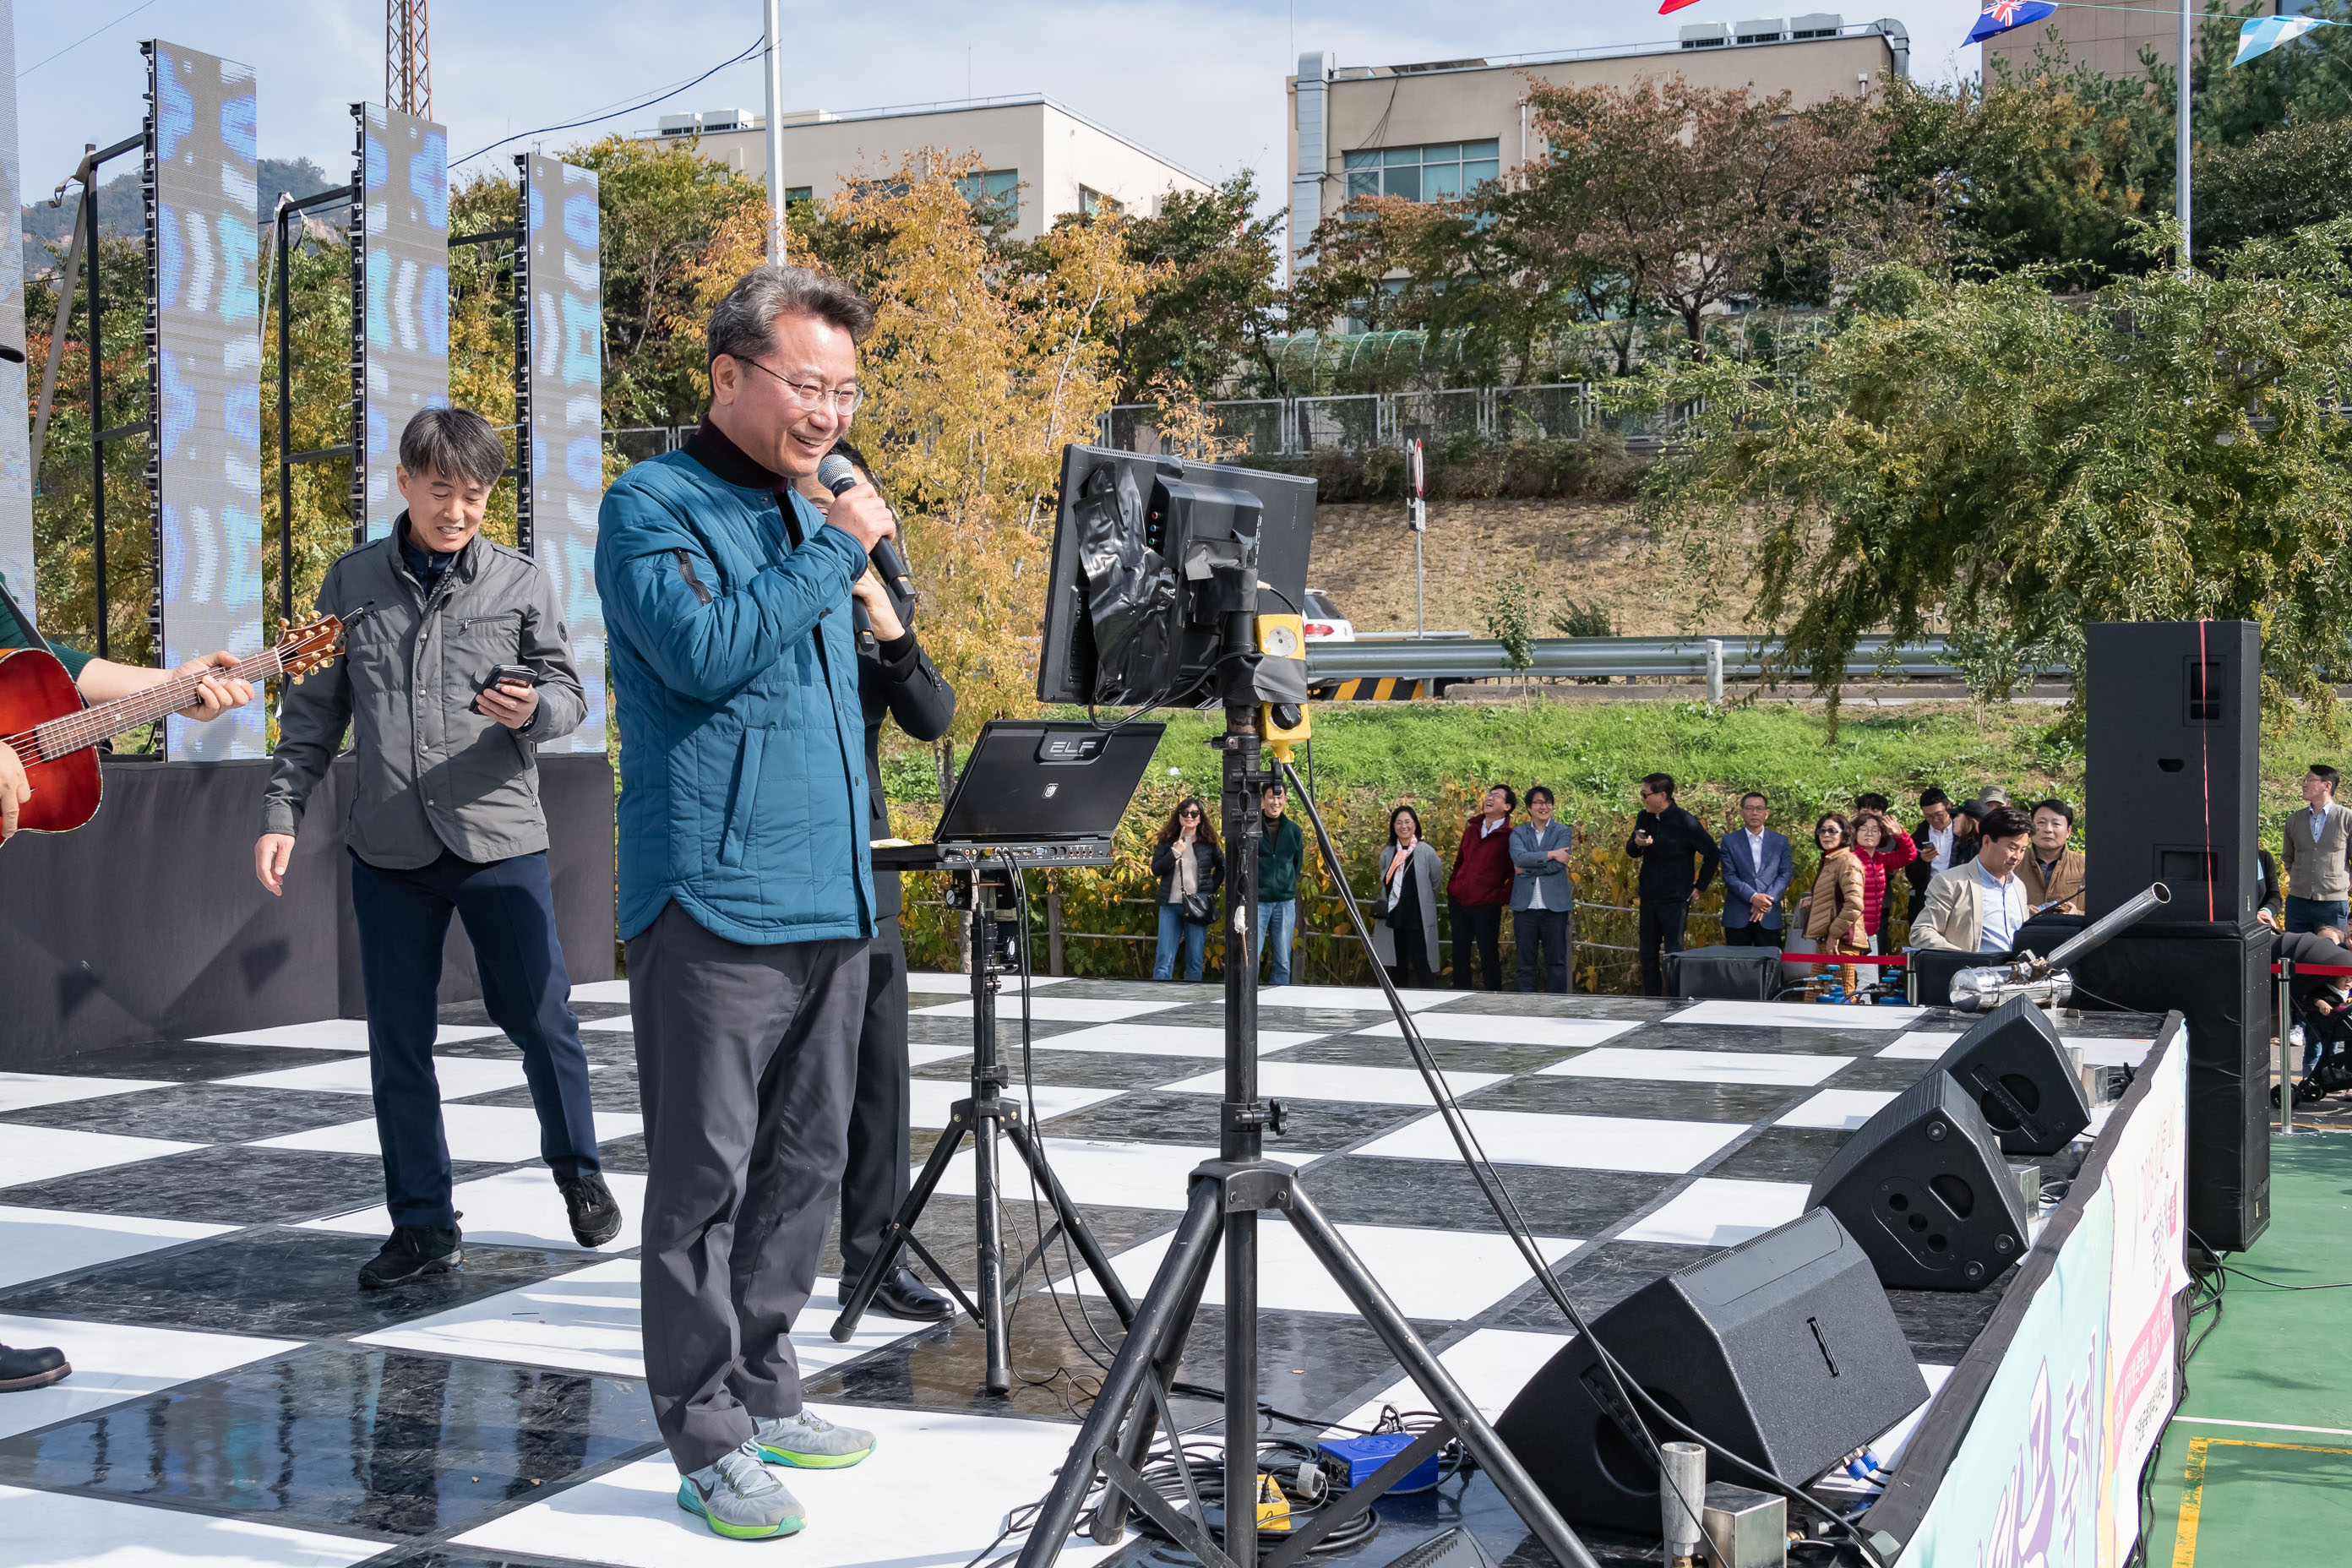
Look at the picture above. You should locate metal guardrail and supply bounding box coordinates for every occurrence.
[1306,634,2069,685]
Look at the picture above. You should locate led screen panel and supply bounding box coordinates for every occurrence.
[147,41,263,760]
[355,103,447,542]
[519,154,607,754]
[0,3,30,612]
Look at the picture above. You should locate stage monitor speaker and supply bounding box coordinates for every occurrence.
[2086,620,2258,926]
[2066,924,2269,1250]
[1494,1209,1927,1537]
[1935,995,2090,1157]
[1807,1070,2031,1291]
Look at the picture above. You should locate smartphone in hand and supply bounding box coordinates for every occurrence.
[475,663,541,716]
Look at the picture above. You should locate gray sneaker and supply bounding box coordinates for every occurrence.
[677,1440,804,1539]
[753,1408,876,1469]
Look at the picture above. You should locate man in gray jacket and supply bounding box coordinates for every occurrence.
[256,408,618,1289]
[1511,785,1574,992]
[2283,764,2352,934]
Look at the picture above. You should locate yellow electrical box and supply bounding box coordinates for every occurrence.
[1254,612,1312,761]
[1255,1473,1293,1533]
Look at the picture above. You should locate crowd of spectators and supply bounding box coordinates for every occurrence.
[1145,762,2352,1006]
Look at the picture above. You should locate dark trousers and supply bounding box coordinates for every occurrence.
[1638,900,1690,996]
[1515,906,1571,993]
[1724,923,1781,948]
[1387,923,1436,989]
[349,848,599,1229]
[837,918,911,1289]
[629,901,868,1475]
[1450,901,1505,990]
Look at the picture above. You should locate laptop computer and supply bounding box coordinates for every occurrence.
[874,718,1166,870]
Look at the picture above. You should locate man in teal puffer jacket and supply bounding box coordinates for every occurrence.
[595,264,899,1541]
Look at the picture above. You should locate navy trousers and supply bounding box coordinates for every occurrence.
[350,848,601,1228]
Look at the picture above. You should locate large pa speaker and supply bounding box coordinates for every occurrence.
[2086,621,2258,926]
[1494,1209,1927,1536]
[2066,925,2270,1250]
[1935,996,2090,1157]
[1807,1071,2031,1291]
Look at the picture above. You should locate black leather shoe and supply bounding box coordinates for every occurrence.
[0,1342,68,1391]
[358,1225,463,1289]
[558,1173,623,1247]
[866,1267,953,1322]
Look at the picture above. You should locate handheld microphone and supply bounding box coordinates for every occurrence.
[816,453,913,599]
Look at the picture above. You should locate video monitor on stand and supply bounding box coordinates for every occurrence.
[1014,446,1596,1568]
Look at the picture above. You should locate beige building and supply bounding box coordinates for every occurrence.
[1981,0,2297,81]
[1287,18,1910,275]
[641,94,1209,242]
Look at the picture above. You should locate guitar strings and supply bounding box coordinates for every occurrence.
[9,622,336,760]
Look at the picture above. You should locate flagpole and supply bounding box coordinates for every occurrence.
[2179,0,2192,272]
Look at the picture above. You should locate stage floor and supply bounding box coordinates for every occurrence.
[0,978,2161,1568]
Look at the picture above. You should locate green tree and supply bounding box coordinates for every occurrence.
[1105,172,1285,397]
[1636,231,2352,729]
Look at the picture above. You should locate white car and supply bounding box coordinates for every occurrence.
[1303,589,1354,642]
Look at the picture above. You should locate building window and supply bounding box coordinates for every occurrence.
[1079,185,1124,218]
[784,186,814,207]
[1342,139,1501,205]
[955,168,1019,221]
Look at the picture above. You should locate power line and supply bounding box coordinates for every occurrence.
[17,0,161,79]
[450,31,765,169]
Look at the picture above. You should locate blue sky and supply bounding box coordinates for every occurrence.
[13,1,1990,205]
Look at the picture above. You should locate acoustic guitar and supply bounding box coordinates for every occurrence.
[0,613,347,835]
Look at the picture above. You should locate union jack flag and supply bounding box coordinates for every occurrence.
[1967,0,2058,45]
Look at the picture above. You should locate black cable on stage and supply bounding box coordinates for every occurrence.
[451,32,766,168]
[1279,759,1888,1568]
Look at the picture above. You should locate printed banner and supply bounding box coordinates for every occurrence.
[519,154,606,754]
[0,0,30,613]
[355,103,448,542]
[1896,1032,2190,1566]
[147,41,264,760]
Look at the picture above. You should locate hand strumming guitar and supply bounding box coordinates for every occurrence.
[0,738,28,842]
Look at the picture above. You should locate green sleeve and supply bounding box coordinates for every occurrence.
[0,583,93,678]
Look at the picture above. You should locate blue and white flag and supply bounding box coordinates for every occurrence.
[1967,0,2058,45]
[2235,14,2332,67]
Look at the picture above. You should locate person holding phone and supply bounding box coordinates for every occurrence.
[257,407,613,1291]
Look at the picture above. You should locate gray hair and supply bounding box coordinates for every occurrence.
[707,264,875,366]
[398,406,508,487]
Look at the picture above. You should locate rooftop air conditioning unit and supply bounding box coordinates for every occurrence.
[1789,13,1844,38]
[698,108,748,133]
[656,114,699,135]
[1680,21,1732,47]
[1736,18,1788,43]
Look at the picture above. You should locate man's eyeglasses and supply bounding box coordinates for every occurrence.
[741,357,861,415]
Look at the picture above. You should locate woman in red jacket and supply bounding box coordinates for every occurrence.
[1446,784,1519,990]
[1852,809,1918,956]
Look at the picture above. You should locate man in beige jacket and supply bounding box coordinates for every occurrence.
[1911,807,2034,954]
[2282,764,2352,934]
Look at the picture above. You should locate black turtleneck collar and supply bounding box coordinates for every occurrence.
[683,414,785,492]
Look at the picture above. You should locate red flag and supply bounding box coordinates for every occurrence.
[1660,0,1704,11]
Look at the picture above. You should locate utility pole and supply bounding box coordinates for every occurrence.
[386,0,431,118]
[764,0,787,262]
[2178,0,2192,271]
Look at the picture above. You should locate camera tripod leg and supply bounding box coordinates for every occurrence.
[1014,1173,1225,1568]
[830,1100,975,1342]
[1279,1183,1598,1568]
[1089,1192,1222,1544]
[1005,1116,1139,1325]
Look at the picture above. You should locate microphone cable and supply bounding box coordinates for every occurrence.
[1277,759,1891,1568]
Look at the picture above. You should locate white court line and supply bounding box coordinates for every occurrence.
[2173,1416,2352,1438]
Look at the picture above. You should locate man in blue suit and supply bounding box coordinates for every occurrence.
[1718,790,1794,948]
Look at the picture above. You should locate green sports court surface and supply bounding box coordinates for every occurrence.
[2148,1130,2352,1566]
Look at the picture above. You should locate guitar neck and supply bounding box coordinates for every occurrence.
[11,647,284,763]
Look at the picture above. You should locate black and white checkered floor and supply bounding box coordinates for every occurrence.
[0,976,2158,1568]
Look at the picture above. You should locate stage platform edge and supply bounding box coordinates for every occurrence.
[0,751,615,1069]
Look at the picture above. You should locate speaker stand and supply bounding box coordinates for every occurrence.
[830,864,1137,1395]
[1011,696,1598,1568]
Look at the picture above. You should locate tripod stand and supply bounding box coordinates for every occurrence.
[1013,685,1597,1567]
[830,856,1137,1396]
